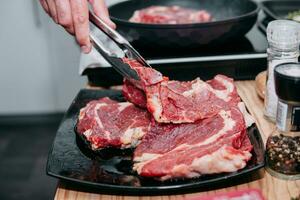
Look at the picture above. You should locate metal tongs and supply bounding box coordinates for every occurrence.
[89,11,151,81]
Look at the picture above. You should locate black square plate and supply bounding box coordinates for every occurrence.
[261,0,300,20]
[47,89,265,195]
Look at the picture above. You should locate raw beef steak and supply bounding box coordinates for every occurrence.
[77,56,254,180]
[122,58,165,88]
[77,97,151,150]
[122,79,147,108]
[145,75,240,123]
[123,65,240,123]
[129,6,212,24]
[133,107,252,180]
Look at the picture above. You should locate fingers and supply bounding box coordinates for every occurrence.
[40,0,113,53]
[70,0,91,53]
[39,0,49,14]
[55,0,74,35]
[89,0,116,29]
[46,0,58,23]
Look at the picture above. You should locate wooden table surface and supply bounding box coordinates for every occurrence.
[54,81,300,200]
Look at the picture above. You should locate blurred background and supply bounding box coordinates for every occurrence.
[0,0,284,199]
[0,1,118,199]
[0,1,84,115]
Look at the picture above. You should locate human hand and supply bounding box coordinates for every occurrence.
[39,0,116,53]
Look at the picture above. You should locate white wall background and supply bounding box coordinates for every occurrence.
[0,0,86,114]
[0,0,124,115]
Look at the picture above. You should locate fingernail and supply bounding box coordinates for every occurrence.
[111,22,117,29]
[81,45,90,53]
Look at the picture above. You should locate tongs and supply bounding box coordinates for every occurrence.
[89,11,151,81]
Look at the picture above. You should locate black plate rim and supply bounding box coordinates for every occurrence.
[46,89,265,193]
[47,153,264,192]
[108,0,260,29]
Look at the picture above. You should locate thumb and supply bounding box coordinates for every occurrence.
[89,0,116,29]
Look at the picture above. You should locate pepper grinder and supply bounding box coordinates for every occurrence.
[264,20,300,122]
[265,63,300,180]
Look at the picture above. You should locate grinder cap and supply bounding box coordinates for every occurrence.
[274,63,300,102]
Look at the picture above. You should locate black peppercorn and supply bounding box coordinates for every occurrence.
[266,134,300,176]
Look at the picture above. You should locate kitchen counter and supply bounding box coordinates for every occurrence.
[54,81,300,200]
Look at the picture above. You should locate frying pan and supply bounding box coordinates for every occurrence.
[108,0,259,49]
[261,0,300,20]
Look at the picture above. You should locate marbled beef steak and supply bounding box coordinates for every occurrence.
[76,58,254,180]
[129,6,212,24]
[122,59,240,124]
[133,107,252,180]
[76,97,151,150]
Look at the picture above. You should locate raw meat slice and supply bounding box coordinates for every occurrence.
[129,6,212,24]
[77,97,151,150]
[123,66,240,123]
[133,107,252,180]
[122,79,147,108]
[146,75,240,123]
[77,56,254,180]
[122,58,165,88]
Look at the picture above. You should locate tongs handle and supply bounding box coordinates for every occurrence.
[89,11,151,68]
[89,11,142,81]
[89,11,129,45]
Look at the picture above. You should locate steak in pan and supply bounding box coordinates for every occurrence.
[129,5,212,24]
[109,0,259,48]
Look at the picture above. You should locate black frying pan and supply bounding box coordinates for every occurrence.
[109,0,259,49]
[261,0,300,20]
